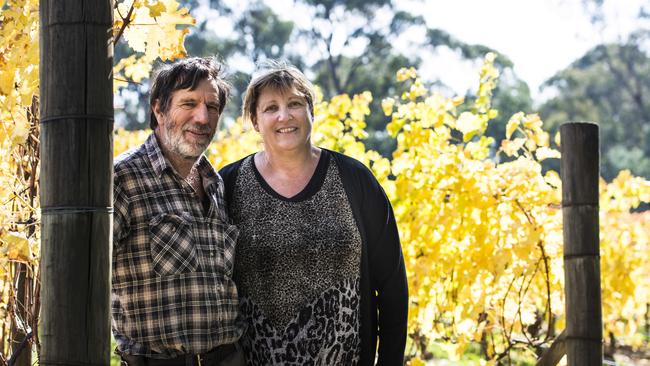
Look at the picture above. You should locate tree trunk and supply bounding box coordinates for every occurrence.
[645,303,650,338]
[39,1,113,364]
[560,122,603,366]
[10,263,31,366]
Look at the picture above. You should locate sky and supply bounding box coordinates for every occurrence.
[258,0,647,103]
[399,0,646,101]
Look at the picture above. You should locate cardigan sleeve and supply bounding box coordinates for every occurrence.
[218,158,246,214]
[358,165,409,365]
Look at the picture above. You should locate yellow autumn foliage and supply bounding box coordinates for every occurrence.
[0,4,41,340]
[113,0,195,90]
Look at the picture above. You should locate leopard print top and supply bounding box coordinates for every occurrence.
[230,151,362,365]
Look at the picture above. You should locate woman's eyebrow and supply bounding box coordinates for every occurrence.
[259,100,278,107]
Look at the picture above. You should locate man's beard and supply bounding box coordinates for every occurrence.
[162,117,214,159]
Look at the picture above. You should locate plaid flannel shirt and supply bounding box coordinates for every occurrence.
[112,134,243,357]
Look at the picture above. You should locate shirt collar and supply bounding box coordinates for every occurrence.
[195,153,222,194]
[145,133,172,177]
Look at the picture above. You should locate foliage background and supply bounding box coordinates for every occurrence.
[1,0,649,364]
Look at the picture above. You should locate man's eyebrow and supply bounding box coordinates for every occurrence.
[177,97,197,103]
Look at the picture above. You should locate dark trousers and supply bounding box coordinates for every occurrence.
[120,344,245,366]
[213,346,245,366]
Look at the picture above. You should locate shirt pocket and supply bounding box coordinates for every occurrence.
[149,213,199,276]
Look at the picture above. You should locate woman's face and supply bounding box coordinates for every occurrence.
[254,86,313,153]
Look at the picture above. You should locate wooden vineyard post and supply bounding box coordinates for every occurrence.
[560,122,603,365]
[39,0,113,364]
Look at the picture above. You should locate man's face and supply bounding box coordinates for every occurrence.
[153,78,222,160]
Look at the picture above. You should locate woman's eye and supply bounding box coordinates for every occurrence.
[264,105,278,113]
[289,101,303,108]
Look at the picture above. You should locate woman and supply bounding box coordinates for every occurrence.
[219,61,408,366]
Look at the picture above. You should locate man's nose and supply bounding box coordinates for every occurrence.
[193,104,209,124]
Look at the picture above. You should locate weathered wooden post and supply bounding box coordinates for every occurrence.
[39,0,113,364]
[560,122,602,365]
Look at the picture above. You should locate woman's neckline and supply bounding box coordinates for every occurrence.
[250,149,330,202]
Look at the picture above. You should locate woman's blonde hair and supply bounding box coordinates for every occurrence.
[242,60,316,126]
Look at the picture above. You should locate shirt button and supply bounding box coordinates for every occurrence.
[210,251,215,257]
[171,227,177,232]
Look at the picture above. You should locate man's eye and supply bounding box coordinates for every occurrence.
[180,102,195,109]
[207,105,220,114]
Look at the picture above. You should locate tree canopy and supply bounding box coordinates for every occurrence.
[116,0,531,156]
[540,34,650,179]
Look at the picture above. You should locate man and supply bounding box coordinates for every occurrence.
[112,57,245,365]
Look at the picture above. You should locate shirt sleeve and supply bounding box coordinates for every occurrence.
[113,179,130,248]
[362,170,409,365]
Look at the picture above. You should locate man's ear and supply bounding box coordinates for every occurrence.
[152,99,163,125]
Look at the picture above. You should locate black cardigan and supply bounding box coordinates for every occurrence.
[219,149,408,365]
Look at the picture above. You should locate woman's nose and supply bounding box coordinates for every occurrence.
[277,106,290,121]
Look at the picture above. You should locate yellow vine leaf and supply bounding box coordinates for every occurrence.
[456,111,486,142]
[535,146,561,161]
[3,231,31,261]
[506,112,523,139]
[396,67,418,82]
[146,0,167,17]
[381,97,395,116]
[406,357,426,366]
[501,137,526,157]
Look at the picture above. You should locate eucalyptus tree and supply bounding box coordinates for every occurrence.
[540,40,650,179]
